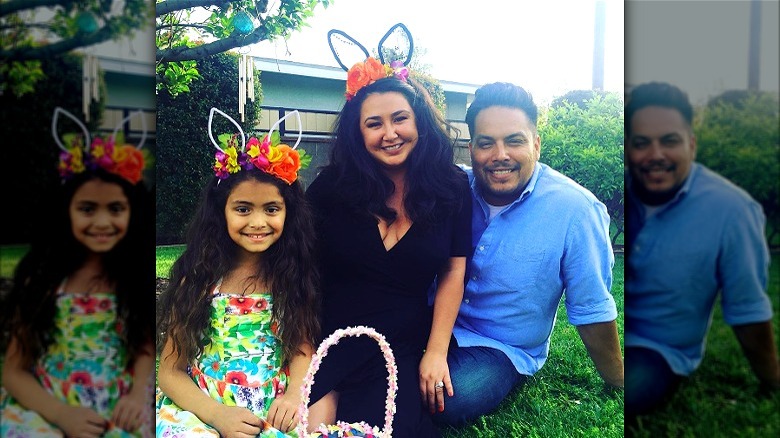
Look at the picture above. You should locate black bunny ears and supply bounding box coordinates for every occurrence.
[327,22,414,72]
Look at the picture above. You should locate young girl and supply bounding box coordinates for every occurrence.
[155,109,320,437]
[1,108,156,438]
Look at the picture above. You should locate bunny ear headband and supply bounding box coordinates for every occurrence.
[208,108,311,184]
[53,107,148,185]
[327,22,414,101]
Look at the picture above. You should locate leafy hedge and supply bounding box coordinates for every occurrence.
[156,51,263,244]
[539,91,625,244]
[695,90,780,244]
[0,53,106,244]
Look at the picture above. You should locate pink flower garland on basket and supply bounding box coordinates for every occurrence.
[297,326,398,438]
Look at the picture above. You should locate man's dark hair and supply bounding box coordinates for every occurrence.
[625,82,693,136]
[465,82,538,138]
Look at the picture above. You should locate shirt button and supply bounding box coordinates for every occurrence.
[471,276,477,281]
[479,245,485,251]
[464,299,470,304]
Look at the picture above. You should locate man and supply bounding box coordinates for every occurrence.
[432,82,624,426]
[623,82,780,418]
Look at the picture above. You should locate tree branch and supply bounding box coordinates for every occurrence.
[0,24,115,61]
[155,0,231,17]
[155,23,214,31]
[0,0,65,17]
[157,26,269,62]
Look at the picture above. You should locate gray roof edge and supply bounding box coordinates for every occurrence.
[252,56,479,94]
[97,56,154,77]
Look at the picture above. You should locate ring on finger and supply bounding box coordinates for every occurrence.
[435,381,445,389]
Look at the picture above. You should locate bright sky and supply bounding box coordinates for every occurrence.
[247,0,624,104]
[626,0,779,105]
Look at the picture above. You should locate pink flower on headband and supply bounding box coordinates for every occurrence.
[246,136,270,171]
[390,60,409,81]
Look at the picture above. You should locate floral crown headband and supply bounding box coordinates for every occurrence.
[53,107,148,185]
[209,108,310,185]
[328,22,414,101]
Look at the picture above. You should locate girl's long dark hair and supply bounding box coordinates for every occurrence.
[4,169,155,368]
[157,170,320,364]
[327,77,464,225]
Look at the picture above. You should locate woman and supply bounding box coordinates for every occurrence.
[305,57,471,437]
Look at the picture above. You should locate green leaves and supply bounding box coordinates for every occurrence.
[155,1,331,95]
[1,0,151,62]
[298,148,312,170]
[0,59,45,97]
[539,92,625,244]
[156,60,201,98]
[695,91,780,242]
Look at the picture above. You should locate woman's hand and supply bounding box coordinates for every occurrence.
[419,349,453,414]
[267,390,302,433]
[54,404,107,438]
[211,404,263,438]
[111,388,146,432]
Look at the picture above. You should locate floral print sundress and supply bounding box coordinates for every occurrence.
[0,281,154,438]
[156,280,294,437]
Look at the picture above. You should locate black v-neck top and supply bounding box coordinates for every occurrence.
[306,167,471,352]
[305,167,470,435]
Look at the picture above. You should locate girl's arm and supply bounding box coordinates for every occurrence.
[111,340,155,431]
[419,256,466,414]
[158,337,263,437]
[2,336,107,436]
[266,342,314,433]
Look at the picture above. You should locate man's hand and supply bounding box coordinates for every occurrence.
[732,321,780,392]
[577,320,624,388]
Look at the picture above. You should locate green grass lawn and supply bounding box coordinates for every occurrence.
[0,245,30,278]
[626,256,780,438]
[438,255,626,438]
[156,245,184,278]
[3,245,778,437]
[156,247,626,437]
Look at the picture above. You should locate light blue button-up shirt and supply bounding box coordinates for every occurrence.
[625,163,772,375]
[452,162,617,376]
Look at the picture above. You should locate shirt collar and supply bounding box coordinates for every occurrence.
[626,162,700,209]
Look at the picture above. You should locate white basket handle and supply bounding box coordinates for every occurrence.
[296,326,397,437]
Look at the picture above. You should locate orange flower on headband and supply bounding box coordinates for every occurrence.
[346,57,390,100]
[110,145,146,184]
[268,144,301,184]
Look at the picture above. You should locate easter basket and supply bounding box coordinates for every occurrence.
[296,326,397,438]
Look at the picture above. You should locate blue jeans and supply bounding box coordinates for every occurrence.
[432,345,526,427]
[625,346,683,419]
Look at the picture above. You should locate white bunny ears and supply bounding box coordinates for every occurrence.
[53,106,149,184]
[208,108,309,184]
[207,108,302,154]
[52,106,147,153]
